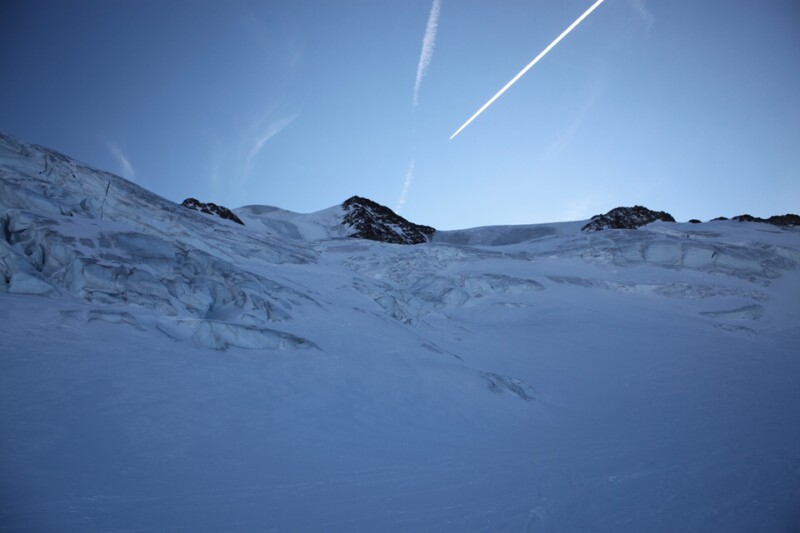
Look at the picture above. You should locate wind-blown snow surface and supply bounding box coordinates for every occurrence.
[1,131,800,531]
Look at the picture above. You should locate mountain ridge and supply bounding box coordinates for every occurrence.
[2,131,796,236]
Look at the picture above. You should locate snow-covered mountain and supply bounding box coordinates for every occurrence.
[2,130,799,531]
[233,195,435,245]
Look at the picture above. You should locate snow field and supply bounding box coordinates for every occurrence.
[2,131,800,530]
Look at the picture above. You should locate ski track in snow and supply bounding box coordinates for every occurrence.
[2,130,800,531]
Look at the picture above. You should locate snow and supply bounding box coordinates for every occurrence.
[236,204,348,242]
[2,130,800,531]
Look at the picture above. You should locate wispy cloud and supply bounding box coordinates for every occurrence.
[244,112,298,178]
[562,197,596,221]
[238,4,304,65]
[629,0,654,29]
[205,134,223,192]
[396,160,415,214]
[543,84,604,159]
[105,141,135,181]
[413,0,442,106]
[204,107,300,208]
[561,193,615,221]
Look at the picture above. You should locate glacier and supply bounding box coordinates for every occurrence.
[1,131,799,531]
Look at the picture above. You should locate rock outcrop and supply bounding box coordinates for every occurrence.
[181,198,244,225]
[582,206,675,232]
[342,196,435,245]
[732,214,800,227]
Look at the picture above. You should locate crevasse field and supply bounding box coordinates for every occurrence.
[1,131,799,532]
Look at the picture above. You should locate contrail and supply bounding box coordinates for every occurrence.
[449,0,605,140]
[399,0,441,213]
[413,0,442,106]
[396,160,415,213]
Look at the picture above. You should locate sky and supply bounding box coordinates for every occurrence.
[1,0,798,230]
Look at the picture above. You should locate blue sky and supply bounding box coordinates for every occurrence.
[1,0,798,230]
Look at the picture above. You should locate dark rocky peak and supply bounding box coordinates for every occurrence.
[181,198,244,225]
[732,214,760,223]
[582,206,675,232]
[341,196,435,245]
[732,213,800,227]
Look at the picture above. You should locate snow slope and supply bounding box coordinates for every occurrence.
[1,131,800,531]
